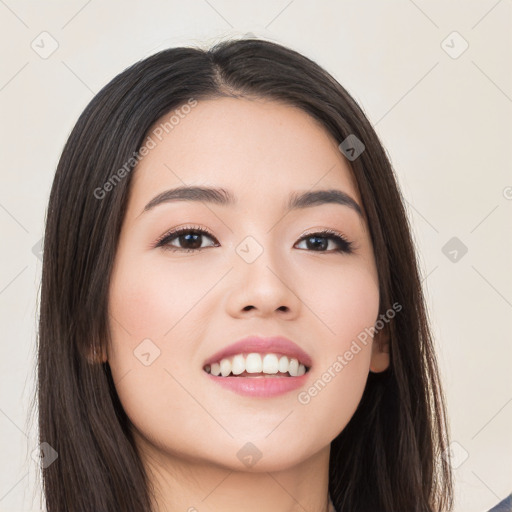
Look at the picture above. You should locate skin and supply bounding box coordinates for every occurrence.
[104,96,390,512]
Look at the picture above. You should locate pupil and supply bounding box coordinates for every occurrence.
[181,233,201,249]
[308,236,327,250]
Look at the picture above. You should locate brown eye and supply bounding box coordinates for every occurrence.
[156,227,218,253]
[295,230,353,254]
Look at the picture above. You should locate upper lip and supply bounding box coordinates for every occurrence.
[203,335,313,369]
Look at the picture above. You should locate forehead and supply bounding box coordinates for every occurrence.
[127,96,362,215]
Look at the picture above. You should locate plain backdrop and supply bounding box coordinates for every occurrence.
[0,1,511,511]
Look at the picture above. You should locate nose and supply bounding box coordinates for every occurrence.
[224,239,302,320]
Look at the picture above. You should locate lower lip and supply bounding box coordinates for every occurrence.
[204,371,310,397]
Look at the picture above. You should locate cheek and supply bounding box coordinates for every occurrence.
[295,261,379,436]
[108,252,214,339]
[304,257,380,345]
[106,253,212,456]
[331,273,379,344]
[106,251,223,415]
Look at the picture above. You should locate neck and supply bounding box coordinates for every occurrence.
[134,430,332,512]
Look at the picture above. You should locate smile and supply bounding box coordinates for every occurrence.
[203,352,310,377]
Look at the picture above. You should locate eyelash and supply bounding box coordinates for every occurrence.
[154,224,354,254]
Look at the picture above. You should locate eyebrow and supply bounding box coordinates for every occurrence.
[141,185,363,218]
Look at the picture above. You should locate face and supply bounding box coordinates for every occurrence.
[106,96,388,474]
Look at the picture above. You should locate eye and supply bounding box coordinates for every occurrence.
[155,225,219,253]
[294,229,354,254]
[154,226,354,254]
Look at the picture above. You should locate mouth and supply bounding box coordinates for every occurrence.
[203,352,310,378]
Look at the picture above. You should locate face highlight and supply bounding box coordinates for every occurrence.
[106,96,388,479]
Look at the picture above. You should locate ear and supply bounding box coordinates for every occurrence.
[86,343,108,365]
[369,324,390,373]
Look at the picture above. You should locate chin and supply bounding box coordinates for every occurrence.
[207,436,324,474]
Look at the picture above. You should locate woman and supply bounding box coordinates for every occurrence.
[36,37,454,511]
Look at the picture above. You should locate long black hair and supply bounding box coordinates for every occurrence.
[36,37,453,511]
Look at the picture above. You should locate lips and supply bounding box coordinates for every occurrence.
[203,335,313,370]
[202,336,312,397]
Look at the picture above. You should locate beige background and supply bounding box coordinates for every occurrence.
[0,1,511,510]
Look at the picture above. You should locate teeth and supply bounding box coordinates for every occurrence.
[220,358,231,377]
[288,358,299,377]
[231,354,245,375]
[204,352,308,377]
[278,356,289,373]
[210,362,221,376]
[246,353,262,373]
[262,354,279,374]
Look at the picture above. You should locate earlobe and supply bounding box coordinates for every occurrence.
[369,327,390,373]
[86,344,108,365]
